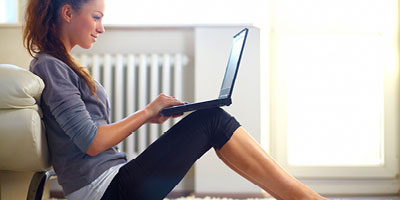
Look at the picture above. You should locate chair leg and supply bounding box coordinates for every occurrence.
[26,169,56,200]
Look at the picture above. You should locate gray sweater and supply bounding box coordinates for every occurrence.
[30,53,126,195]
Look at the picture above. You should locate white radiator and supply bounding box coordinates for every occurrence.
[74,53,188,160]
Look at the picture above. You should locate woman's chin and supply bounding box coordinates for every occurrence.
[78,43,93,49]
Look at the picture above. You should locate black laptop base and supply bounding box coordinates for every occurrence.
[160,98,232,116]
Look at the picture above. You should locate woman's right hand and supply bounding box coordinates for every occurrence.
[89,94,182,156]
[144,93,185,124]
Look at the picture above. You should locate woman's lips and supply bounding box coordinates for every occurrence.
[91,34,97,42]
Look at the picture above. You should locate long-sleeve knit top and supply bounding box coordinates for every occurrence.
[30,53,126,195]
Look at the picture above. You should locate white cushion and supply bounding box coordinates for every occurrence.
[0,64,44,109]
[0,64,50,171]
[0,109,50,171]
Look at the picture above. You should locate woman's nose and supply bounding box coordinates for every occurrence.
[97,22,105,34]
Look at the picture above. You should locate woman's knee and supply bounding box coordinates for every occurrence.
[191,108,241,149]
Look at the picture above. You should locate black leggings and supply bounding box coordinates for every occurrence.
[100,108,241,200]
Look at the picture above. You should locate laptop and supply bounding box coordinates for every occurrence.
[160,28,249,116]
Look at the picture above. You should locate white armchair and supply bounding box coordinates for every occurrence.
[0,64,52,200]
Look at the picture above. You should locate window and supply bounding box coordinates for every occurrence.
[270,0,398,194]
[0,0,18,23]
[285,34,385,167]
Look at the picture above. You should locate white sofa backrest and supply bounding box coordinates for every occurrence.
[0,64,50,172]
[0,64,44,110]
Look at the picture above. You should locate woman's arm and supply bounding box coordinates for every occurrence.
[86,94,184,156]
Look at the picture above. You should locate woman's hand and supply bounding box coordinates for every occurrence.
[144,93,186,124]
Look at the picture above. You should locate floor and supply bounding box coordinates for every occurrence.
[49,189,400,200]
[327,197,400,200]
[164,197,400,200]
[47,195,400,200]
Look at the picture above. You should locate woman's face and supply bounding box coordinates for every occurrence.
[65,0,105,50]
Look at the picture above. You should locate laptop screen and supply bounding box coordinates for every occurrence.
[218,28,248,99]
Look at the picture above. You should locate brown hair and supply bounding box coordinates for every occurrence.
[23,0,97,96]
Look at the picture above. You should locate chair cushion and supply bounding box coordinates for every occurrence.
[0,64,44,109]
[0,109,50,171]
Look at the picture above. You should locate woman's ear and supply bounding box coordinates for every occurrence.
[61,4,73,23]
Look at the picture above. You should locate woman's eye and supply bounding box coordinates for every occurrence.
[94,16,101,20]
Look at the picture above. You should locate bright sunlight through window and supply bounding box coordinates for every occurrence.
[285,34,385,166]
[275,0,397,167]
[0,0,18,23]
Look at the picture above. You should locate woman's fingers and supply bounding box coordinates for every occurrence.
[163,94,185,107]
[145,94,186,123]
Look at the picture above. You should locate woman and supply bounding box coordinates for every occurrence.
[24,0,327,199]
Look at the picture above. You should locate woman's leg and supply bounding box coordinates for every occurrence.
[216,126,327,200]
[216,152,285,200]
[101,108,241,200]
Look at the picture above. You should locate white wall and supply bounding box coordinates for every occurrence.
[0,25,32,69]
